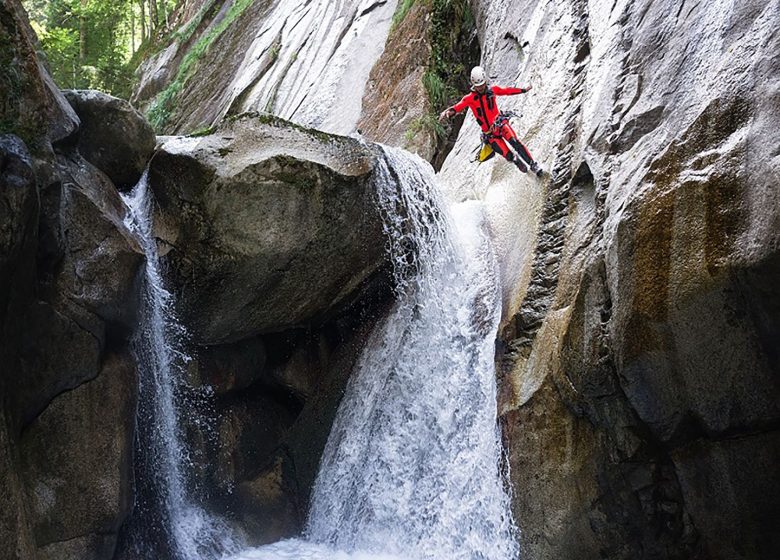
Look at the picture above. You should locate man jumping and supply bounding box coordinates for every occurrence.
[439,66,543,176]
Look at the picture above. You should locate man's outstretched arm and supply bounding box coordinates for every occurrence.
[439,94,471,122]
[492,85,533,95]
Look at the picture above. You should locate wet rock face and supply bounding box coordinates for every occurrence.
[63,90,156,191]
[356,0,480,168]
[133,0,398,135]
[148,114,386,344]
[440,0,780,558]
[1,4,145,559]
[357,2,434,159]
[20,352,137,560]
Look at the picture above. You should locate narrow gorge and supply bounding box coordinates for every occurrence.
[1,0,778,560]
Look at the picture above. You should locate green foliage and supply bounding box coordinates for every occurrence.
[23,0,181,97]
[188,124,216,137]
[391,0,416,30]
[405,113,446,143]
[269,42,281,62]
[147,0,253,131]
[38,25,80,85]
[171,0,218,44]
[428,0,475,101]
[422,69,456,113]
[413,70,455,144]
[404,0,479,149]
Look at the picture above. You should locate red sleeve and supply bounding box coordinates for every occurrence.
[492,85,526,95]
[451,93,472,113]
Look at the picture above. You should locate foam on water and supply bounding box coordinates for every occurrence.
[120,148,517,560]
[228,539,403,560]
[229,147,518,560]
[122,173,239,560]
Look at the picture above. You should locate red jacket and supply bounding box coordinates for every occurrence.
[451,86,528,132]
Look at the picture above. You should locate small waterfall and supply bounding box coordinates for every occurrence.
[120,172,238,560]
[230,146,519,560]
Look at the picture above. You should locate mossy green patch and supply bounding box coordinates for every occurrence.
[172,0,221,44]
[391,0,417,30]
[189,125,217,137]
[225,111,338,145]
[401,0,479,151]
[147,0,255,132]
[405,113,446,143]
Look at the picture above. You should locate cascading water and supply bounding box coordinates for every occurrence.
[230,146,519,560]
[120,172,238,560]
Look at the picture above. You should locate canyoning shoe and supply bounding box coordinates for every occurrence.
[530,161,544,177]
[514,159,528,173]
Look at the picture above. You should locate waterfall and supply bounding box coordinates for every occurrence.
[120,172,238,560]
[230,147,519,560]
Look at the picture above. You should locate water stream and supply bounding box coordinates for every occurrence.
[120,173,238,560]
[120,147,517,560]
[230,147,519,560]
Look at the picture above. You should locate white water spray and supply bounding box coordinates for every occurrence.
[230,147,519,560]
[122,173,238,560]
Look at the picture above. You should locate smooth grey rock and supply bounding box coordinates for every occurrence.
[10,153,142,423]
[53,154,143,328]
[63,90,156,191]
[130,0,398,135]
[0,135,38,315]
[148,113,386,344]
[20,352,137,559]
[13,301,102,426]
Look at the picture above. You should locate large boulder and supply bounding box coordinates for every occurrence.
[63,90,156,191]
[52,154,144,328]
[10,152,144,425]
[1,5,144,560]
[148,113,387,344]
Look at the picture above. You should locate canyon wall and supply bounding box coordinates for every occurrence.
[132,0,399,135]
[437,0,779,558]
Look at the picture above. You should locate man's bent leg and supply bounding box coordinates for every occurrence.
[508,137,535,166]
[502,125,542,175]
[489,138,527,172]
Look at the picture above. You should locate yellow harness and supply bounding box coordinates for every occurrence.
[476,143,494,162]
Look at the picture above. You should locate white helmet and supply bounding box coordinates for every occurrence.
[470,66,487,87]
